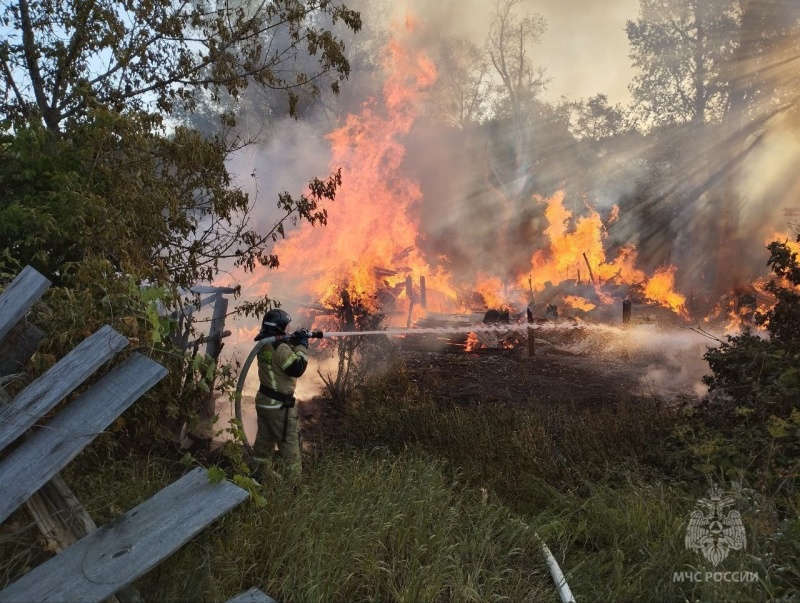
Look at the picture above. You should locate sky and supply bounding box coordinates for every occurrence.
[534,0,639,104]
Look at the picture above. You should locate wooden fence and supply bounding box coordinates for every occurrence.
[0,266,271,603]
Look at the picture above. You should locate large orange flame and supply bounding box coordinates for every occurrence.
[255,25,457,323]
[526,191,646,289]
[519,192,687,316]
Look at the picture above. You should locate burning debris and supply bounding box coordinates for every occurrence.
[234,17,795,351]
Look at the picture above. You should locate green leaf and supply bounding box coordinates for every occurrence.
[207,466,225,484]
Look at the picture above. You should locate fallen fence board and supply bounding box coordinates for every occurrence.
[226,587,277,603]
[189,285,237,295]
[0,265,51,343]
[0,353,167,524]
[0,325,128,453]
[0,467,249,603]
[24,475,146,603]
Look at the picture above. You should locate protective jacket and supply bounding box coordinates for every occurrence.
[255,340,308,409]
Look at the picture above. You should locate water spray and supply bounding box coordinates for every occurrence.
[233,323,531,450]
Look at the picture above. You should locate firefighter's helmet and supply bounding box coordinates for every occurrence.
[254,308,292,340]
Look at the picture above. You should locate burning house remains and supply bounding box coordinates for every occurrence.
[231,5,798,354]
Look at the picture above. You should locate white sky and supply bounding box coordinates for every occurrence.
[401,0,640,105]
[535,0,639,104]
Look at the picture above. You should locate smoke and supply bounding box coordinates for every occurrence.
[626,328,712,399]
[737,117,800,232]
[552,323,713,398]
[397,0,638,103]
[209,0,800,416]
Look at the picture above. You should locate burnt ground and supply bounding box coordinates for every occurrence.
[397,348,649,407]
[298,323,705,446]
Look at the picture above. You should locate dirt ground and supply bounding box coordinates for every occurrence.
[298,322,707,445]
[398,347,652,407]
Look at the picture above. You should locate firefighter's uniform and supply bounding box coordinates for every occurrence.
[252,339,308,478]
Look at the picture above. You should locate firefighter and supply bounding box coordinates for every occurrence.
[251,308,309,480]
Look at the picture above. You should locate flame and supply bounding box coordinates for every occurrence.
[607,204,620,225]
[525,191,647,289]
[704,277,775,334]
[764,230,800,256]
[473,274,507,309]
[643,266,687,317]
[240,29,692,329]
[563,295,596,312]
[521,192,688,317]
[465,332,480,352]
[256,26,457,323]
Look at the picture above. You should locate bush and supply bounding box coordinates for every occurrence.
[703,236,800,417]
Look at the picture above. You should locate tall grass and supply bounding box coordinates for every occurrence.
[143,450,550,602]
[341,362,675,509]
[336,362,800,602]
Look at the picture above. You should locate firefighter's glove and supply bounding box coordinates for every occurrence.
[290,328,310,347]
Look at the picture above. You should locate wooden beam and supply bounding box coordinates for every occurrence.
[0,325,128,453]
[226,588,277,603]
[189,285,237,295]
[0,468,248,603]
[206,294,228,361]
[0,353,167,524]
[582,253,595,285]
[0,265,51,343]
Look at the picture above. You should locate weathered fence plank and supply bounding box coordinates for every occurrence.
[0,353,167,524]
[0,325,128,453]
[226,587,278,603]
[206,293,228,360]
[0,265,51,342]
[0,467,249,603]
[24,475,146,603]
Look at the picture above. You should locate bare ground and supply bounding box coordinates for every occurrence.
[298,324,704,446]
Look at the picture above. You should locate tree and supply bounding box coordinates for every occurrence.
[0,0,362,132]
[713,0,800,297]
[627,0,739,126]
[569,94,629,141]
[0,0,361,300]
[430,36,491,130]
[486,0,548,129]
[480,0,549,280]
[0,111,340,292]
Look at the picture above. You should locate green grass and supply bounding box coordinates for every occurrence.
[340,362,675,509]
